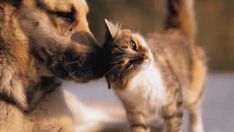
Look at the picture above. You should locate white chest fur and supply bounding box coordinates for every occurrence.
[114,57,166,113]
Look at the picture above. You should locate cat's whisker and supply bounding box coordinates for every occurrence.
[68,71,77,77]
[105,64,120,76]
[110,61,120,65]
[65,60,80,65]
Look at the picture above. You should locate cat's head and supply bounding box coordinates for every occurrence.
[103,20,151,89]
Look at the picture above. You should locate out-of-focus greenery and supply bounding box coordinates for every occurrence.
[87,0,234,71]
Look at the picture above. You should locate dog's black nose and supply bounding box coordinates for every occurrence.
[71,31,98,48]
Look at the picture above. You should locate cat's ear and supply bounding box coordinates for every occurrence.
[104,19,119,39]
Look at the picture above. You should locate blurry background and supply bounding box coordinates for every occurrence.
[87,0,234,72]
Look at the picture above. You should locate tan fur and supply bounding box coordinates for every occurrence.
[0,101,33,132]
[29,88,74,132]
[165,1,207,131]
[0,2,37,110]
[166,0,196,42]
[0,0,102,131]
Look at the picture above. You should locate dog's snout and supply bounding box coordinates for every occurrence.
[71,31,98,47]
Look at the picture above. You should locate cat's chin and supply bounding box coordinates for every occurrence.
[139,58,151,70]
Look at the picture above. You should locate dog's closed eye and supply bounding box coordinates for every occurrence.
[44,6,76,23]
[53,10,75,23]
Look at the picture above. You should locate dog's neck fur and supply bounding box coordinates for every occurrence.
[0,3,60,112]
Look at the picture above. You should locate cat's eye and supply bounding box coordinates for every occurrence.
[130,40,137,51]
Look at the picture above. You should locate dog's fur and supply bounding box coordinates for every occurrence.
[0,0,105,131]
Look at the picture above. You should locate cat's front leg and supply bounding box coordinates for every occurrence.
[127,110,150,132]
[162,103,183,132]
[186,98,204,132]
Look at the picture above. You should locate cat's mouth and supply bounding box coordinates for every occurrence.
[106,52,149,75]
[108,52,150,73]
[130,53,149,63]
[126,53,150,68]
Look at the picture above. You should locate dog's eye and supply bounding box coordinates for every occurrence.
[54,11,75,23]
[130,40,137,51]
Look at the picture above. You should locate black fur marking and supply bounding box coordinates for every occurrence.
[0,93,17,106]
[163,112,183,120]
[0,92,27,112]
[63,48,105,81]
[0,0,21,9]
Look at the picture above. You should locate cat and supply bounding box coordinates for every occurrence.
[103,0,207,132]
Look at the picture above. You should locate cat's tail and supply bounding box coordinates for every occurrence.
[165,0,196,42]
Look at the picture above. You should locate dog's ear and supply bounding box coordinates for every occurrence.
[104,19,120,40]
[12,0,22,7]
[0,2,5,18]
[0,3,3,13]
[0,0,22,20]
[0,0,22,8]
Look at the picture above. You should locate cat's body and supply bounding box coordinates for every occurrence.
[103,0,207,132]
[112,35,166,114]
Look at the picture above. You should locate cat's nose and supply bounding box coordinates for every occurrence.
[142,53,149,60]
[135,53,149,62]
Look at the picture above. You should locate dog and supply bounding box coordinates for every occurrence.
[0,0,105,131]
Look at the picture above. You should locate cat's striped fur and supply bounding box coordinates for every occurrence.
[104,0,207,132]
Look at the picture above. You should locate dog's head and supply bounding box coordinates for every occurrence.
[12,0,104,82]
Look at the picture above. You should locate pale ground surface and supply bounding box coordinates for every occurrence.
[63,73,234,132]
